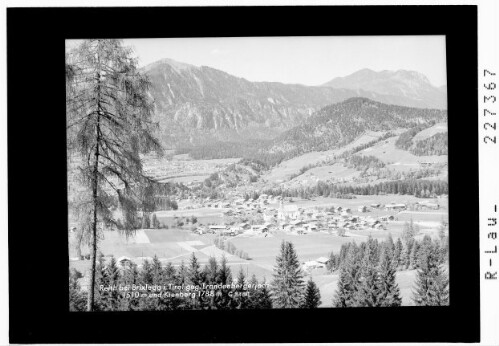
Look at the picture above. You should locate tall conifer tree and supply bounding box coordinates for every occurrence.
[413,242,449,306]
[377,248,402,307]
[393,238,403,269]
[302,278,322,308]
[271,241,305,308]
[355,237,382,307]
[234,268,249,309]
[102,256,121,310]
[333,244,360,307]
[215,255,233,309]
[256,278,273,309]
[69,269,87,311]
[66,39,162,311]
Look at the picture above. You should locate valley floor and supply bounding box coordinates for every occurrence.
[69,193,447,307]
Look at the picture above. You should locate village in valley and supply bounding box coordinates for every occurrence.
[67,37,449,310]
[70,166,448,306]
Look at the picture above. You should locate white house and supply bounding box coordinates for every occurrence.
[316,256,330,266]
[278,202,300,221]
[209,225,227,232]
[385,203,406,211]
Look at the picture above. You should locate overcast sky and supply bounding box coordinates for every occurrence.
[89,36,447,87]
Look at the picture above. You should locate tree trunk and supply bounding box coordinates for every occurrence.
[87,41,102,311]
[87,119,101,311]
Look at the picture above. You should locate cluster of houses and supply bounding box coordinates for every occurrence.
[190,197,411,237]
[181,192,443,238]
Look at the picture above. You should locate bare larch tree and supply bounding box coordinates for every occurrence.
[66,39,162,311]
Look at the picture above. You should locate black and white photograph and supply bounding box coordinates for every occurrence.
[66,36,450,312]
[7,4,485,344]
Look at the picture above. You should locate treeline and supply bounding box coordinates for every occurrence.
[339,131,395,158]
[238,158,268,173]
[263,179,448,199]
[395,124,432,150]
[69,253,272,311]
[410,132,448,156]
[330,231,449,307]
[213,237,250,260]
[345,155,385,171]
[201,158,267,190]
[292,151,388,180]
[70,241,322,311]
[327,222,447,273]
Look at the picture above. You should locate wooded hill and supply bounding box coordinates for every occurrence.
[261,98,447,166]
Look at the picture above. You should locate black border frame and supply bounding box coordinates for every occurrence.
[7,5,479,343]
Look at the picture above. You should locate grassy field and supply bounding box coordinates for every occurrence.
[264,131,391,184]
[412,122,447,142]
[285,163,360,188]
[155,208,226,227]
[358,136,447,172]
[69,224,439,307]
[142,154,239,183]
[69,193,448,307]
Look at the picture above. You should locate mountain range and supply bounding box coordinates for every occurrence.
[143,59,447,148]
[322,68,446,109]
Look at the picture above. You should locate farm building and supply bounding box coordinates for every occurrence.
[385,203,406,211]
[209,225,227,232]
[418,201,440,210]
[303,256,330,270]
[291,219,306,226]
[117,256,132,267]
[316,256,331,266]
[220,229,236,236]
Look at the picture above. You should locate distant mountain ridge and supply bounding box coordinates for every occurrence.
[322,68,447,109]
[265,98,448,162]
[143,59,447,147]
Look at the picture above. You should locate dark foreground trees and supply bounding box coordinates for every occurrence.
[70,241,324,311]
[332,234,448,307]
[270,241,306,308]
[66,39,162,311]
[412,238,449,306]
[69,254,274,311]
[333,237,402,307]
